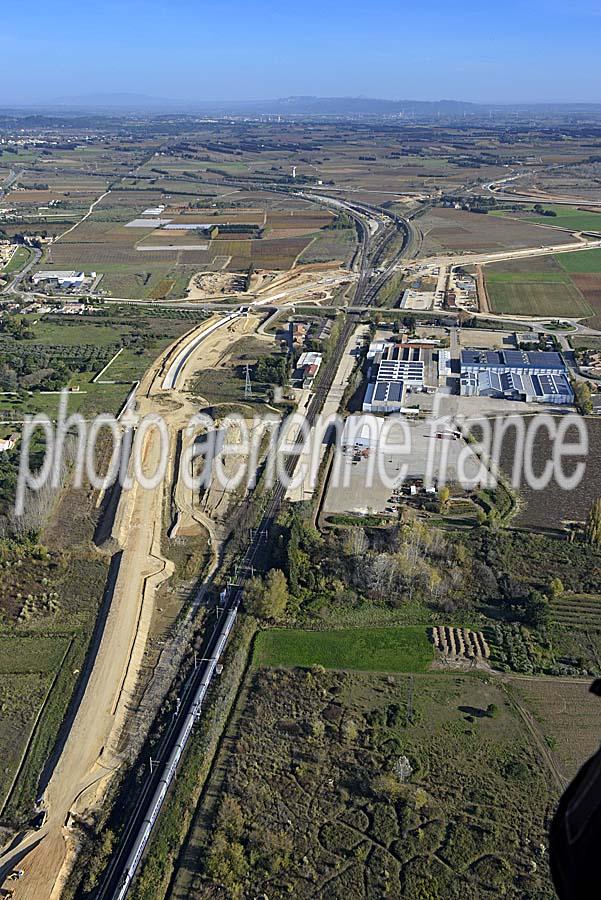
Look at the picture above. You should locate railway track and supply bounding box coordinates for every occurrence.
[93,188,410,900]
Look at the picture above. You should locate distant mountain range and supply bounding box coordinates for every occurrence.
[2,94,601,120]
[5,94,481,117]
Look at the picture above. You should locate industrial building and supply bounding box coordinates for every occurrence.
[31,270,94,289]
[363,339,437,413]
[460,349,573,404]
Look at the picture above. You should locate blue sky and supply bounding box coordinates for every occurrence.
[1,0,600,105]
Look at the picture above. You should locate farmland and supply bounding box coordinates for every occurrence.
[171,667,556,899]
[510,678,601,781]
[494,415,601,530]
[253,626,434,673]
[419,207,574,254]
[512,205,601,234]
[484,253,597,317]
[29,192,342,298]
[0,310,208,419]
[6,111,601,900]
[485,277,591,317]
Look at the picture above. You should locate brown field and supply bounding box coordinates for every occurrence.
[494,415,601,530]
[265,210,333,230]
[420,208,575,253]
[167,209,266,224]
[5,190,70,203]
[136,230,211,248]
[252,236,311,267]
[59,222,148,244]
[48,243,175,266]
[571,274,601,327]
[512,678,600,780]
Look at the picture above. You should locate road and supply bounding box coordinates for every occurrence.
[88,188,410,899]
[422,236,601,269]
[0,169,24,196]
[53,190,111,243]
[8,168,592,897]
[2,246,41,295]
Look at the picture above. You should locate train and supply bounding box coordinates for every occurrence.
[114,601,240,900]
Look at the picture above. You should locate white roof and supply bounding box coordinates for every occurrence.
[297,351,322,367]
[33,270,84,280]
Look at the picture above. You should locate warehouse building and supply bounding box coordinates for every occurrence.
[460,349,573,404]
[31,270,93,289]
[363,341,428,413]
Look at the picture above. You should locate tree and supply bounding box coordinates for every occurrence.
[205,831,247,897]
[549,577,564,600]
[216,794,245,840]
[244,568,289,620]
[438,485,450,513]
[486,703,499,718]
[525,589,550,629]
[573,379,593,415]
[586,498,601,547]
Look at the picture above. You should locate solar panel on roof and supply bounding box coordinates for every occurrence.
[527,351,564,368]
[374,383,388,401]
[388,382,403,402]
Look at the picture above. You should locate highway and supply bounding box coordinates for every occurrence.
[93,191,409,900]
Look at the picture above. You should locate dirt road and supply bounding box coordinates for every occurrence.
[0,314,255,898]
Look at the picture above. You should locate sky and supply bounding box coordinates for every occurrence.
[1,0,600,106]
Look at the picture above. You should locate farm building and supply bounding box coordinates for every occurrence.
[460,349,573,404]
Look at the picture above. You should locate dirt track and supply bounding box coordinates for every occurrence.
[0,314,256,898]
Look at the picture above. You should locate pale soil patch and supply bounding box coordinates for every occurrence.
[186,270,247,300]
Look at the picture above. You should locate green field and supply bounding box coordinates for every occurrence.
[523,205,601,233]
[556,248,601,273]
[0,634,71,674]
[550,593,601,628]
[491,204,601,233]
[486,277,592,317]
[254,626,434,672]
[29,319,133,347]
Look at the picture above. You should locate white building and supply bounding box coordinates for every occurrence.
[32,270,93,289]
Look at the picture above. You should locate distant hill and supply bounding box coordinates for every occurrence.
[3,94,480,118]
[2,95,601,122]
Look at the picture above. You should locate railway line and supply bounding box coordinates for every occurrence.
[91,186,410,900]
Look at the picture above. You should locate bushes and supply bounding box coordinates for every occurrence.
[489,623,535,674]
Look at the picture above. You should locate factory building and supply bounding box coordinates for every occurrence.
[363,340,428,413]
[31,270,93,289]
[460,349,573,404]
